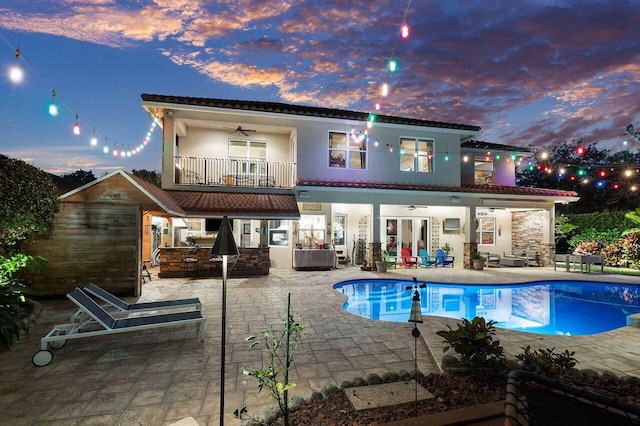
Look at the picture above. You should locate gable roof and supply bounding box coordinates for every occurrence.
[61,170,186,216]
[141,93,481,132]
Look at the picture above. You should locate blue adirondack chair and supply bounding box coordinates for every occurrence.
[419,249,437,268]
[436,248,454,267]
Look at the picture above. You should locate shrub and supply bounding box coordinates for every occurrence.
[601,232,640,269]
[436,316,506,374]
[0,254,42,348]
[516,345,578,378]
[0,154,59,256]
[567,228,620,253]
[573,241,599,255]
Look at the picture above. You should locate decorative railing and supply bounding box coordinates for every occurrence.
[173,156,297,189]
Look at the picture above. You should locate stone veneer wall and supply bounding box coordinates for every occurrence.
[159,247,270,278]
[511,210,554,266]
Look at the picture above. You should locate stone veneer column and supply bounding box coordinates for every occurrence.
[369,242,381,271]
[463,242,477,269]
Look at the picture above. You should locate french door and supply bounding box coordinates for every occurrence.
[382,217,429,257]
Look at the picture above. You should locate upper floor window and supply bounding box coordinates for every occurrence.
[400,138,433,173]
[329,132,366,169]
[474,156,494,184]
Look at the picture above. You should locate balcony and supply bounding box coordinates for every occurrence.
[174,156,297,189]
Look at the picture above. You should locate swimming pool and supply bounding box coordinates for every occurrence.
[333,279,640,336]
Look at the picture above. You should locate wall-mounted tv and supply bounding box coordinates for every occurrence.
[205,218,233,232]
[443,218,461,231]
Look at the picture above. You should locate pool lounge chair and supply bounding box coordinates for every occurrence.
[84,283,202,313]
[32,287,205,367]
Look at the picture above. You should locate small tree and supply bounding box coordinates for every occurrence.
[131,169,162,187]
[235,295,303,425]
[61,169,96,186]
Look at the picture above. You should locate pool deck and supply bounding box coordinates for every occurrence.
[1,266,639,425]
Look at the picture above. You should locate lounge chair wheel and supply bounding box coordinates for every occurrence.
[32,350,53,367]
[49,339,66,349]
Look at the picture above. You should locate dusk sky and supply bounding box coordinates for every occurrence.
[0,0,638,176]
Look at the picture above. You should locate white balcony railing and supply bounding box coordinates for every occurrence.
[174,156,296,189]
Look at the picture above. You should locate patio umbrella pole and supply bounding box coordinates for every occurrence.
[220,254,228,426]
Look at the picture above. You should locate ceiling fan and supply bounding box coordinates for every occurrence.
[225,126,257,136]
[407,205,429,211]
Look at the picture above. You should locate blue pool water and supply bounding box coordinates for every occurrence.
[333,279,640,336]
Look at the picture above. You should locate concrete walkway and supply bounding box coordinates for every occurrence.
[0,266,638,425]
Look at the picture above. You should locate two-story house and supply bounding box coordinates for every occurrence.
[140,94,578,271]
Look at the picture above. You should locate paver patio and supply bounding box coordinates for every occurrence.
[0,266,638,425]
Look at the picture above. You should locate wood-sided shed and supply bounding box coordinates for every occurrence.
[23,170,184,297]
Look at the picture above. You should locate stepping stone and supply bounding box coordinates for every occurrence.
[344,380,435,411]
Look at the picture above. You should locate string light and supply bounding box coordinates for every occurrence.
[1,33,158,159]
[48,90,58,116]
[381,83,389,97]
[8,46,23,84]
[400,23,410,39]
[73,114,80,135]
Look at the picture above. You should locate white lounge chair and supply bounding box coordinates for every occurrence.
[32,288,205,367]
[84,283,201,313]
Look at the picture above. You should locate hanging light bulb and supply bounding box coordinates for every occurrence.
[444,152,450,162]
[8,47,24,84]
[388,59,398,72]
[381,82,389,97]
[73,114,80,135]
[374,101,382,111]
[48,90,59,116]
[400,23,410,39]
[90,129,98,146]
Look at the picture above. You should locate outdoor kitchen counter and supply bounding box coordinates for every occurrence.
[158,246,270,278]
[293,249,336,270]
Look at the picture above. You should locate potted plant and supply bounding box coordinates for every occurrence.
[442,242,453,256]
[472,251,485,270]
[376,250,390,273]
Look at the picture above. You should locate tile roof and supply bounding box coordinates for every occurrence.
[141,94,481,132]
[164,190,301,218]
[296,180,578,199]
[462,140,533,153]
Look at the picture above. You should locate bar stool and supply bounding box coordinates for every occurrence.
[183,247,198,277]
[141,260,152,282]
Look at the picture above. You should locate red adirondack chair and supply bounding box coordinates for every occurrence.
[400,248,418,268]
